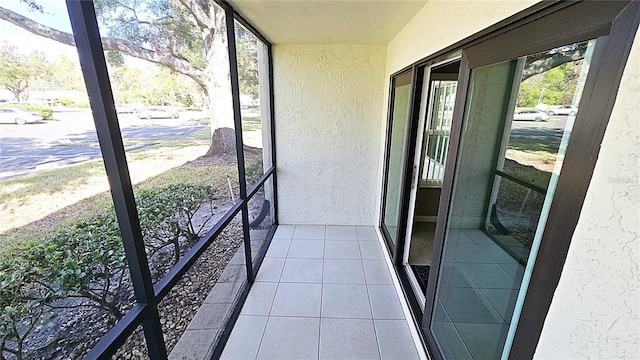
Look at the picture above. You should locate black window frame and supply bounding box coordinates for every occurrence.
[65,0,278,358]
[379,69,422,265]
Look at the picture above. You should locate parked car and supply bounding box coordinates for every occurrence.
[547,105,578,116]
[115,104,137,113]
[0,108,43,124]
[137,107,179,119]
[513,109,550,121]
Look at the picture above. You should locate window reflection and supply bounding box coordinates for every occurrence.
[430,39,598,360]
[487,40,596,261]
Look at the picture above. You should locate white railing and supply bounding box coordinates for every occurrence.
[421,80,456,186]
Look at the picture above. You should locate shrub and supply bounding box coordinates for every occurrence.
[28,211,128,320]
[0,256,54,359]
[56,98,90,108]
[0,182,218,358]
[136,184,217,265]
[73,102,90,108]
[56,97,74,107]
[245,158,263,186]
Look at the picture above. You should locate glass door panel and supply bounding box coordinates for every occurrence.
[429,40,597,359]
[404,59,460,307]
[381,71,413,250]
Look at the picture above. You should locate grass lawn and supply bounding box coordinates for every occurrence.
[0,125,240,253]
[241,109,263,149]
[506,136,560,173]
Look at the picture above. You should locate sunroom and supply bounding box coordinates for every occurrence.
[1,0,637,359]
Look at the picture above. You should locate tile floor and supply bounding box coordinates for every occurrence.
[220,225,423,360]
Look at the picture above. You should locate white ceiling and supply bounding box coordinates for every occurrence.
[228,0,429,44]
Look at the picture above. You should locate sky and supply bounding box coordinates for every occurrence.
[0,0,149,67]
[0,0,78,58]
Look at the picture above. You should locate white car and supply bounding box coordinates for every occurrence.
[137,107,179,119]
[116,104,137,114]
[0,108,43,124]
[513,109,550,121]
[547,105,578,116]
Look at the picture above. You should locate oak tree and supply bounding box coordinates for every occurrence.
[0,0,249,156]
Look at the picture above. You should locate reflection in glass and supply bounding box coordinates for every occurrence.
[249,177,276,264]
[487,176,545,261]
[382,71,413,247]
[430,40,597,359]
[489,40,596,254]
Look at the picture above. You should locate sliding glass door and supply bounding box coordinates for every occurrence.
[401,59,460,310]
[427,40,598,359]
[381,71,413,256]
[376,2,636,359]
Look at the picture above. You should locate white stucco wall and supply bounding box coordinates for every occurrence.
[385,0,539,74]
[534,29,640,359]
[273,44,386,225]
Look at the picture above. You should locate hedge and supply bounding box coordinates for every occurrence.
[0,183,217,358]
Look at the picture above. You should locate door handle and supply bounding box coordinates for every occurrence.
[411,164,418,190]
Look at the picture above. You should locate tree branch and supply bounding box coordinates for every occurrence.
[522,49,585,81]
[0,6,207,89]
[176,0,212,30]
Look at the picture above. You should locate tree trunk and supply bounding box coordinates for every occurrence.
[0,4,238,157]
[205,127,236,157]
[202,6,235,158]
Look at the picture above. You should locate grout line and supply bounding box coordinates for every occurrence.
[371,317,384,360]
[283,238,292,258]
[318,232,325,360]
[267,281,280,317]
[266,314,325,319]
[364,275,376,320]
[316,316,321,360]
[253,315,270,360]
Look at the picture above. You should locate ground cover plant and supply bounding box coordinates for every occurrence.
[0,255,52,360]
[0,179,224,359]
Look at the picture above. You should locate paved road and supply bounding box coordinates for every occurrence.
[0,109,209,179]
[510,115,570,141]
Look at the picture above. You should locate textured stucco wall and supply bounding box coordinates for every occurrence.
[534,29,640,359]
[385,0,539,74]
[273,45,386,225]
